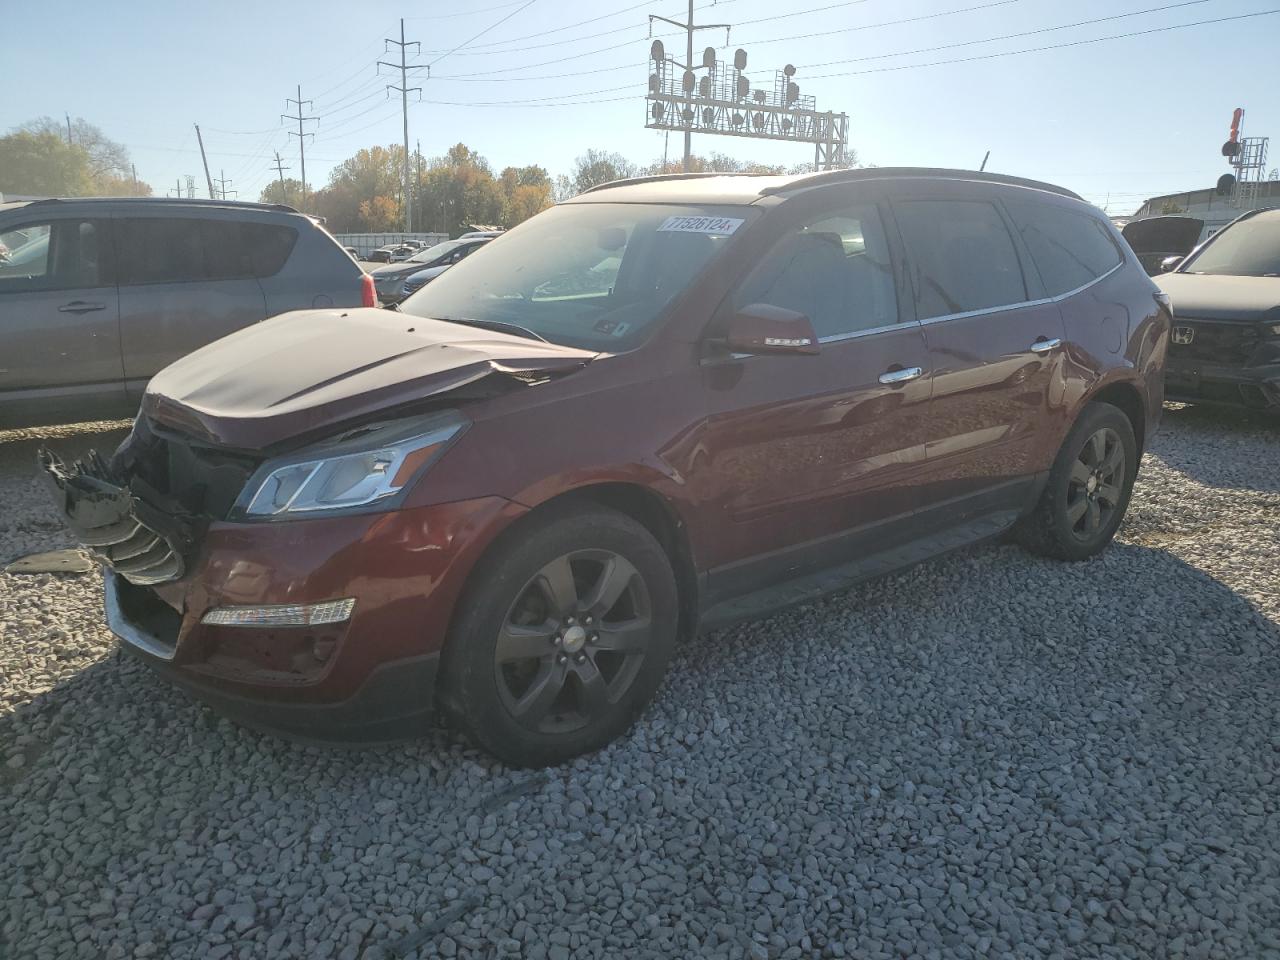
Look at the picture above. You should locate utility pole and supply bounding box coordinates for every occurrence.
[979,150,990,172]
[131,163,138,194]
[213,170,236,201]
[649,2,730,172]
[271,151,291,188]
[169,178,184,198]
[283,85,318,209]
[194,124,216,199]
[65,113,73,146]
[415,138,424,229]
[379,18,422,233]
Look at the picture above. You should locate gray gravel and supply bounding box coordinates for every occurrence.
[2,406,1279,960]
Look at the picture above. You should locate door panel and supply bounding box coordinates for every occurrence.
[114,216,268,396]
[698,326,933,597]
[0,217,127,424]
[119,280,266,390]
[916,303,1068,503]
[886,186,1068,507]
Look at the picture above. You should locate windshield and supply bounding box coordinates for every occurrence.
[400,202,754,350]
[409,239,463,264]
[1180,214,1280,276]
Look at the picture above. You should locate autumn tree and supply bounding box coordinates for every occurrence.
[567,149,638,196]
[259,178,305,207]
[0,118,152,197]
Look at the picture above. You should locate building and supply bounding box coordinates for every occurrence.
[1129,181,1280,238]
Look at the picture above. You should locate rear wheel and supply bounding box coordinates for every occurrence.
[1014,401,1138,560]
[439,503,678,767]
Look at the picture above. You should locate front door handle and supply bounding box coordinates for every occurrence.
[878,366,924,385]
[58,301,106,314]
[1029,337,1062,354]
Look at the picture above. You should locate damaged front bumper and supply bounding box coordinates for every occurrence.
[38,447,196,586]
[1164,360,1280,411]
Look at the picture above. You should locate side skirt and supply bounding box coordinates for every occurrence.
[697,508,1020,633]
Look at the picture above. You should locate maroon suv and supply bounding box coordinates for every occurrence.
[43,169,1169,767]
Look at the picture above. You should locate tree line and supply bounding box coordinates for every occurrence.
[0,116,857,237]
[0,117,152,197]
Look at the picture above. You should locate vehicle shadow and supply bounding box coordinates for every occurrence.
[1145,402,1280,493]
[4,534,1280,958]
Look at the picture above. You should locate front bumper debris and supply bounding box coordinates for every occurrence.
[38,448,195,585]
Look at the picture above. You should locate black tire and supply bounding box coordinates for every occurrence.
[438,502,679,767]
[1013,401,1138,561]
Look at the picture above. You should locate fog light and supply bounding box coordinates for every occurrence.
[201,599,356,627]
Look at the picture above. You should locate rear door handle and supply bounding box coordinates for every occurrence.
[1029,337,1062,354]
[878,366,924,385]
[58,301,106,314]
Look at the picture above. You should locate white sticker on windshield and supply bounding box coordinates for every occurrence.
[657,215,744,236]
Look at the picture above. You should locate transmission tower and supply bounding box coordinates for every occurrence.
[283,86,318,209]
[379,18,422,233]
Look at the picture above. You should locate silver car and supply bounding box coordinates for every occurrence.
[0,197,373,428]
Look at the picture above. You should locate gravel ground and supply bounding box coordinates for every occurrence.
[2,407,1279,960]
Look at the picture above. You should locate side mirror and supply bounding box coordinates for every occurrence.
[724,303,820,355]
[1160,255,1183,273]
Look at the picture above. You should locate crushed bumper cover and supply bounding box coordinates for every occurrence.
[38,448,195,585]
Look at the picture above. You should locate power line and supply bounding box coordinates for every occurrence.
[406,0,529,20]
[807,8,1280,79]
[428,0,1016,81]
[283,85,319,209]
[426,0,540,70]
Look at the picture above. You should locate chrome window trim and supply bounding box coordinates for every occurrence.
[817,321,914,344]
[916,261,1124,326]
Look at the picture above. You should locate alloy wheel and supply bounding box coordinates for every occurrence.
[1066,426,1126,541]
[494,549,653,734]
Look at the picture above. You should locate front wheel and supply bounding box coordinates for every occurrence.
[1014,401,1138,561]
[439,503,679,767]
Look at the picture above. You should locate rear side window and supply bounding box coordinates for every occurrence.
[117,217,297,284]
[1005,200,1123,296]
[892,199,1026,320]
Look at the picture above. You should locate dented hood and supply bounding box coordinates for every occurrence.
[142,308,596,450]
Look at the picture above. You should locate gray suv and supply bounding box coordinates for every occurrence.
[0,197,374,428]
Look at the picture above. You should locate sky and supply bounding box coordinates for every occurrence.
[4,0,1278,215]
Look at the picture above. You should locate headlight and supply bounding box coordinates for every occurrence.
[236,413,466,519]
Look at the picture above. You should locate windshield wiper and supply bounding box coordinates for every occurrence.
[434,316,548,342]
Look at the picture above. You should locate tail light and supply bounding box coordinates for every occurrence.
[360,274,376,308]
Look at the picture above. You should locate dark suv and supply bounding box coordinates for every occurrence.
[43,169,1169,766]
[0,197,374,428]
[1154,207,1280,412]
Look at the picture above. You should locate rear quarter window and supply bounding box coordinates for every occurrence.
[1004,199,1123,296]
[243,222,298,278]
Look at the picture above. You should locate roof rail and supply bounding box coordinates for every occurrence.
[24,197,300,213]
[760,167,1083,201]
[580,171,768,195]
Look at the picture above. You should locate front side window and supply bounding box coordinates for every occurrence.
[1180,213,1280,277]
[733,203,898,338]
[402,203,754,350]
[893,199,1027,319]
[1006,199,1122,296]
[0,220,102,292]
